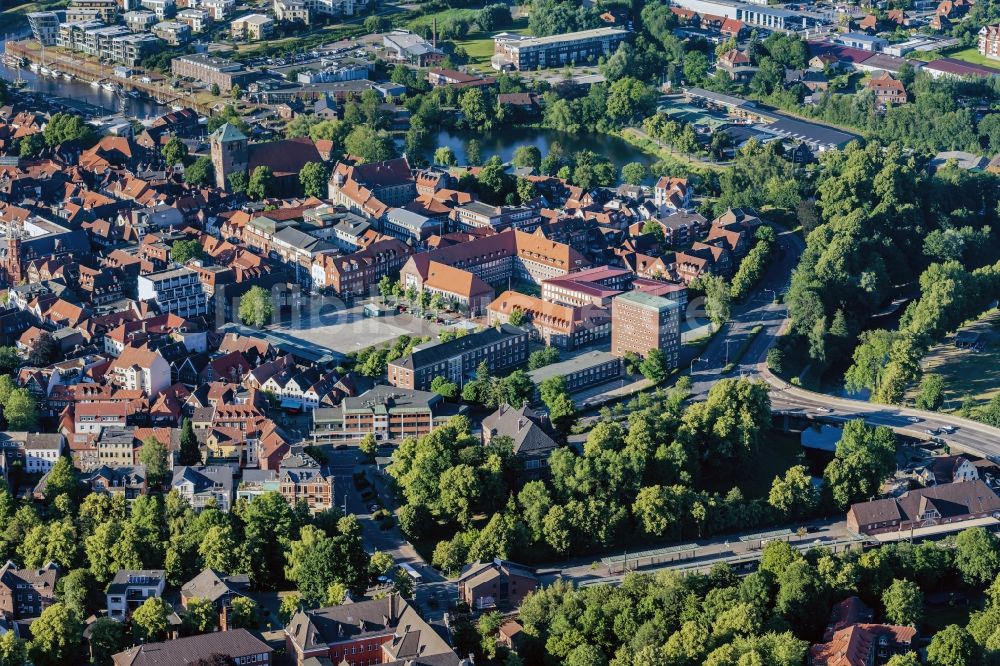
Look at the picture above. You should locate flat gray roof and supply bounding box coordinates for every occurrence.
[527,350,621,384]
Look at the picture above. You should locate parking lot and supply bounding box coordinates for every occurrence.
[273,301,449,354]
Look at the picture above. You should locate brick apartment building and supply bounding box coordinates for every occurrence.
[488,290,610,349]
[285,594,464,666]
[541,265,633,308]
[0,562,58,620]
[388,324,529,391]
[310,238,413,296]
[610,291,681,366]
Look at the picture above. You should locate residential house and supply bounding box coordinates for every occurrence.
[0,562,58,620]
[24,433,65,474]
[180,568,251,631]
[83,464,148,499]
[106,569,166,621]
[284,594,463,665]
[457,559,538,611]
[866,71,907,109]
[481,404,558,479]
[171,465,234,511]
[112,629,271,666]
[108,346,172,396]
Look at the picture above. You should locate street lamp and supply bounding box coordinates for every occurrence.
[725,338,734,365]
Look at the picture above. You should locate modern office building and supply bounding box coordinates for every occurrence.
[492,27,630,71]
[610,291,681,366]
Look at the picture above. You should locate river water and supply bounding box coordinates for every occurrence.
[1,37,166,119]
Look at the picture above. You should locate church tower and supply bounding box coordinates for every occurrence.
[210,122,248,191]
[4,227,23,287]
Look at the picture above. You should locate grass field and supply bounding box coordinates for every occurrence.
[943,46,1000,69]
[907,308,1000,412]
[454,17,530,71]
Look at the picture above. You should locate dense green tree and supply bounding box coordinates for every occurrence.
[178,418,201,466]
[4,389,38,430]
[246,166,274,200]
[927,624,980,666]
[299,161,330,198]
[86,617,124,666]
[915,374,946,411]
[29,603,81,666]
[639,349,670,384]
[621,161,647,185]
[239,286,273,328]
[955,527,1000,586]
[882,579,923,626]
[43,113,95,147]
[228,171,249,195]
[171,239,205,265]
[184,597,218,634]
[823,420,897,510]
[162,137,189,166]
[139,436,171,487]
[344,125,395,163]
[434,146,456,166]
[768,465,818,518]
[184,156,214,187]
[131,596,171,642]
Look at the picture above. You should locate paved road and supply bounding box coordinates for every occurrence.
[688,221,804,398]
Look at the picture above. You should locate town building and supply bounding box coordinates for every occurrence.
[137,266,210,318]
[24,433,65,474]
[527,350,624,398]
[113,629,271,666]
[426,68,496,88]
[328,157,416,217]
[382,30,445,66]
[399,229,589,299]
[274,0,311,24]
[488,290,610,349]
[541,265,633,308]
[124,9,158,30]
[388,324,529,390]
[285,594,463,665]
[0,562,58,620]
[139,0,174,20]
[457,559,539,611]
[491,27,630,71]
[171,54,258,90]
[176,8,210,32]
[171,465,234,511]
[610,291,681,365]
[452,202,539,233]
[310,239,413,296]
[979,24,1000,59]
[481,404,558,478]
[106,569,166,621]
[382,208,440,245]
[312,385,461,443]
[866,71,907,109]
[180,568,250,631]
[26,11,63,46]
[847,479,1000,535]
[231,13,274,40]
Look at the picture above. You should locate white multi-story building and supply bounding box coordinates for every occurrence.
[176,8,209,32]
[108,346,171,396]
[106,570,166,621]
[23,434,65,474]
[137,266,209,318]
[140,0,175,20]
[199,0,234,20]
[27,11,63,46]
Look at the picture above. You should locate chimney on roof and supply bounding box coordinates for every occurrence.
[389,591,399,622]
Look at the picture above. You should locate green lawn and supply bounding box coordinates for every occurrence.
[406,8,480,32]
[906,308,1000,412]
[454,17,530,71]
[942,46,1000,70]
